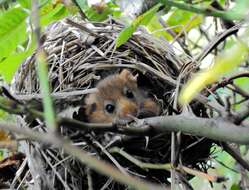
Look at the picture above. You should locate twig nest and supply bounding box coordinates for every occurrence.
[12,17,213,188]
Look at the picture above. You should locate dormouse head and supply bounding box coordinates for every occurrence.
[84,69,140,123]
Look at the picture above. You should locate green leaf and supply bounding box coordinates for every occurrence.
[0,150,3,160]
[0,7,27,38]
[115,25,136,48]
[138,3,162,26]
[230,0,249,18]
[115,3,161,48]
[0,21,27,61]
[147,15,173,40]
[234,77,249,94]
[218,0,226,6]
[85,3,109,21]
[18,0,31,9]
[0,0,11,6]
[110,3,121,18]
[74,0,88,11]
[74,0,111,21]
[39,0,50,7]
[0,46,34,83]
[230,184,240,190]
[40,3,68,26]
[0,6,28,61]
[167,9,203,33]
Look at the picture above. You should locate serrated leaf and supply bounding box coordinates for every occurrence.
[115,3,161,48]
[0,46,34,83]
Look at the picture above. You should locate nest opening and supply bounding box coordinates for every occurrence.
[11,17,213,188]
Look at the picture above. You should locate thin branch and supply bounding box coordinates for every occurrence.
[230,84,249,98]
[233,102,249,125]
[144,115,249,144]
[109,147,226,183]
[13,88,97,101]
[66,18,99,37]
[158,0,245,20]
[209,71,249,92]
[221,142,249,172]
[0,123,165,190]
[196,23,241,63]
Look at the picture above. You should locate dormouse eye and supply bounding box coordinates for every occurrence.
[124,88,134,99]
[105,104,115,113]
[104,101,115,114]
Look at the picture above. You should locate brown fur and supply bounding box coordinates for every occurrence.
[84,69,160,123]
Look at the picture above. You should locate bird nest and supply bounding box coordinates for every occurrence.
[10,17,213,189]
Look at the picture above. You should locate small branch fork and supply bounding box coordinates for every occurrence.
[207,71,249,124]
[209,71,249,93]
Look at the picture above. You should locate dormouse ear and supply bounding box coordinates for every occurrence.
[84,94,98,118]
[84,89,99,104]
[119,69,137,82]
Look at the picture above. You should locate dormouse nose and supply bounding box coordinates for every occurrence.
[117,98,138,119]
